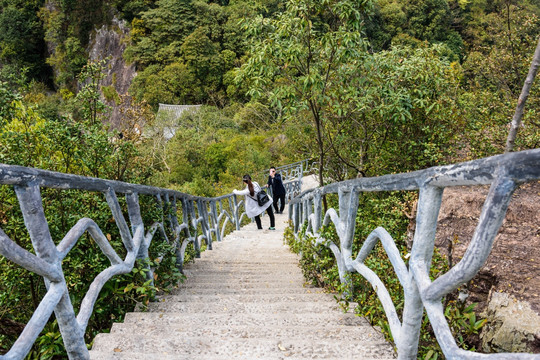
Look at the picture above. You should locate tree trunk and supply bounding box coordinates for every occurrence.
[318,149,328,211]
[311,102,328,211]
[505,37,540,153]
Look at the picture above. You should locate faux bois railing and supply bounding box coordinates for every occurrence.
[288,148,540,360]
[0,163,261,360]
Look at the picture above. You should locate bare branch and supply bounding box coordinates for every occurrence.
[505,36,540,153]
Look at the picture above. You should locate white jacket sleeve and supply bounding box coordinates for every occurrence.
[233,187,250,196]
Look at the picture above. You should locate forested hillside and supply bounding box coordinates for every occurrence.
[1,0,540,358]
[1,0,539,191]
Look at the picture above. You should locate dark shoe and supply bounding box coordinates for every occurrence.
[268,227,276,230]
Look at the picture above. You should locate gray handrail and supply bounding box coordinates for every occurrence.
[261,158,316,183]
[288,148,540,359]
[0,164,245,360]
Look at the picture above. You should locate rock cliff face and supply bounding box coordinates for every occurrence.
[435,181,540,354]
[87,17,137,129]
[42,1,61,82]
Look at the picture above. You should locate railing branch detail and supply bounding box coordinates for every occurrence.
[289,149,540,360]
[0,159,259,359]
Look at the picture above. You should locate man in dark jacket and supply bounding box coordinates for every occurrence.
[267,166,286,214]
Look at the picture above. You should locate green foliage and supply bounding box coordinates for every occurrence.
[405,0,453,43]
[0,81,22,124]
[366,0,464,59]
[181,27,223,96]
[457,2,540,155]
[31,321,65,360]
[0,64,178,358]
[124,0,196,66]
[237,0,372,112]
[444,302,486,348]
[113,0,156,23]
[142,104,285,196]
[232,102,275,131]
[131,62,203,109]
[121,242,185,308]
[74,59,110,125]
[101,85,120,103]
[318,44,464,179]
[126,0,285,107]
[0,0,51,84]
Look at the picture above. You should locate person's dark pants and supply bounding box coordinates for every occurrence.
[273,193,286,213]
[255,206,275,229]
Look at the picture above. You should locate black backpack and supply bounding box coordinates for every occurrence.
[250,183,270,206]
[256,189,270,206]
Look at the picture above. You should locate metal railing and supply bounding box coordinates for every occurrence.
[0,164,249,360]
[288,149,540,359]
[261,159,316,182]
[283,179,302,201]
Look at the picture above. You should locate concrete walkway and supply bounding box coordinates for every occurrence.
[89,177,396,359]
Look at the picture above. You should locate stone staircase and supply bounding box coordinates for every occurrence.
[89,206,396,359]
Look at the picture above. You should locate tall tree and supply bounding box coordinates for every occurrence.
[236,0,373,189]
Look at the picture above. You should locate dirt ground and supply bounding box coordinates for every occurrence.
[435,180,540,313]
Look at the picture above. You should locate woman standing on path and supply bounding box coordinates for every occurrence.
[233,174,276,230]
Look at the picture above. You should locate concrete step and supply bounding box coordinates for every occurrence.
[184,263,301,271]
[184,266,301,273]
[107,322,383,342]
[90,351,395,360]
[145,300,345,314]
[198,240,294,248]
[195,252,295,260]
[182,270,305,278]
[181,273,306,281]
[90,335,395,359]
[198,253,295,257]
[154,293,337,304]
[187,258,299,264]
[175,282,312,292]
[179,278,306,287]
[121,311,368,328]
[183,263,301,270]
[191,259,299,266]
[170,286,323,295]
[199,242,294,249]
